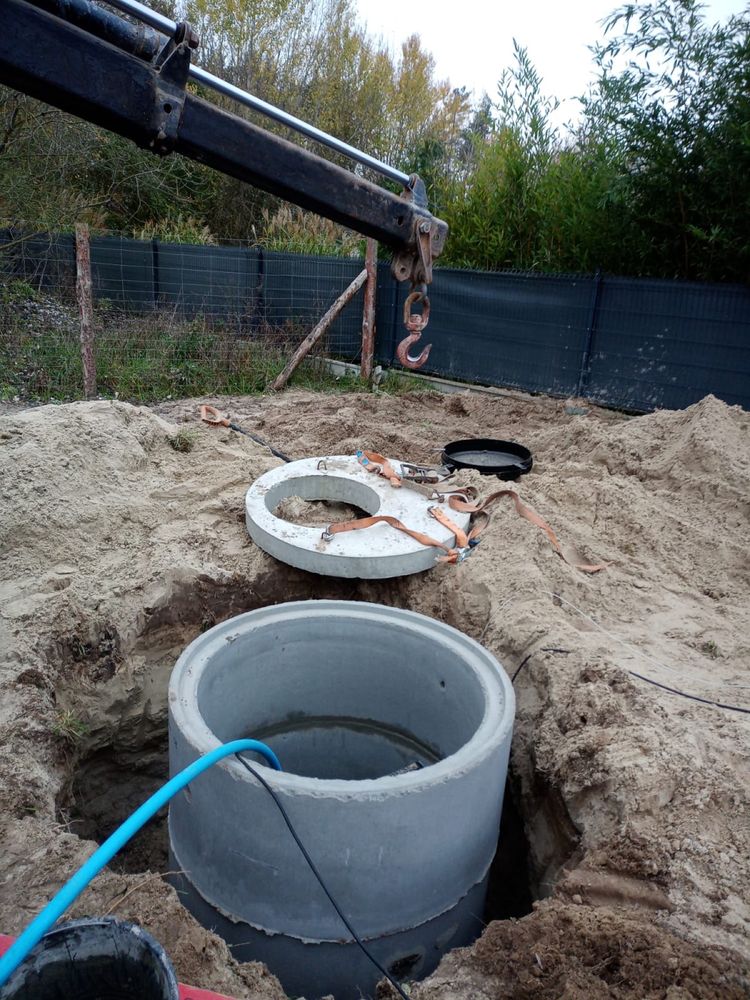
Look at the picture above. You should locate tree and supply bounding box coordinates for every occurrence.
[438,42,576,270]
[582,0,750,281]
[439,3,750,282]
[183,2,470,241]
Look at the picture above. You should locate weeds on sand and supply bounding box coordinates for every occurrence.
[51,710,89,745]
[0,290,422,403]
[168,429,197,453]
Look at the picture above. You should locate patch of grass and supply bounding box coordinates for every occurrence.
[51,710,89,745]
[0,295,426,403]
[377,371,425,396]
[0,325,83,401]
[700,640,720,659]
[168,428,197,453]
[0,279,38,305]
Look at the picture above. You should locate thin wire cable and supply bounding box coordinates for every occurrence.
[512,646,750,714]
[235,753,409,1000]
[512,647,569,683]
[525,592,750,714]
[548,590,750,691]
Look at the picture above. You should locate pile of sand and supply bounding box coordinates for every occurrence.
[0,391,747,998]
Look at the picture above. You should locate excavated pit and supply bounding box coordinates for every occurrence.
[6,396,746,998]
[60,732,540,918]
[51,565,564,997]
[167,601,516,998]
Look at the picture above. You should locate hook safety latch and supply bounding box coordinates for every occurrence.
[396,290,432,370]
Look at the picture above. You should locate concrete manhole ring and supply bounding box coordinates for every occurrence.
[168,600,515,998]
[244,455,471,578]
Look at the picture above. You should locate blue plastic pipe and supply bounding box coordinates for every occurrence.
[0,739,281,987]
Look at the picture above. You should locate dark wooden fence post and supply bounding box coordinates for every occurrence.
[360,238,377,383]
[75,223,97,399]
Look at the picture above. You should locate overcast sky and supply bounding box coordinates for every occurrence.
[353,0,748,125]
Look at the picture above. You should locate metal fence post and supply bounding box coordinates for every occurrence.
[151,238,160,308]
[75,223,97,399]
[577,269,602,397]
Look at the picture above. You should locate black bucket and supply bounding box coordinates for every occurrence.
[0,917,179,1000]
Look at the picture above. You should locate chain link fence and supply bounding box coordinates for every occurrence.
[2,227,749,411]
[0,229,367,401]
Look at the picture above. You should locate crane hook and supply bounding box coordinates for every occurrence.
[396,290,432,370]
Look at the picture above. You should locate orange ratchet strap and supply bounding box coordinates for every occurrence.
[356,449,474,502]
[322,514,465,563]
[336,451,609,573]
[445,489,610,574]
[356,450,402,487]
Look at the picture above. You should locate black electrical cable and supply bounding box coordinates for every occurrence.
[511,654,532,684]
[511,647,570,683]
[627,670,750,714]
[511,649,750,714]
[235,753,409,1000]
[543,592,750,715]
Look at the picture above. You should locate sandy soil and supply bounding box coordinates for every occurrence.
[0,388,748,999]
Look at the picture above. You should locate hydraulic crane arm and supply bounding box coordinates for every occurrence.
[0,0,447,366]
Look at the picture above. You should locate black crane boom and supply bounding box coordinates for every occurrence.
[0,0,447,287]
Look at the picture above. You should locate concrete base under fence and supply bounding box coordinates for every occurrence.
[325,358,544,401]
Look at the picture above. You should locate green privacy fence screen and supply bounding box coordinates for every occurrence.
[2,230,748,412]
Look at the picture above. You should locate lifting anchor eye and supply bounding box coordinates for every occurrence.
[396,290,432,370]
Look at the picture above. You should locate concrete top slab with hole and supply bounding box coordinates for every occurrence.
[244,455,471,578]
